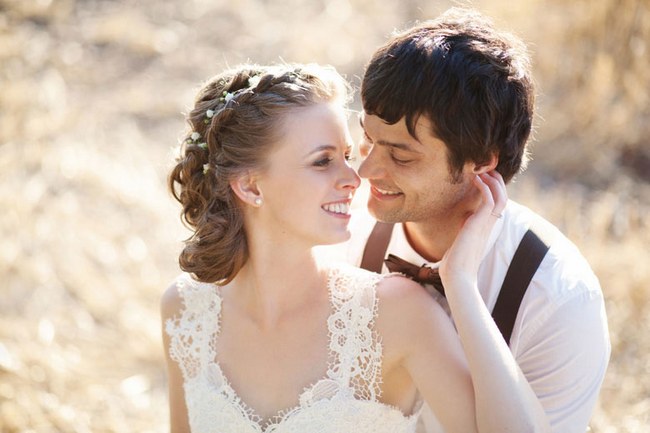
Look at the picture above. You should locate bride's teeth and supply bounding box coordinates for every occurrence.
[323,202,349,214]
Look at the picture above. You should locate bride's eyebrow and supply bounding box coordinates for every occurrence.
[304,144,337,157]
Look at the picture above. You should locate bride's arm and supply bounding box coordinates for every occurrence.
[376,276,478,433]
[439,172,551,433]
[161,284,191,433]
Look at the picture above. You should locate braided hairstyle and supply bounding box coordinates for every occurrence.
[169,63,349,284]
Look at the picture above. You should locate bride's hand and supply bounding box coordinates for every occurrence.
[439,171,507,290]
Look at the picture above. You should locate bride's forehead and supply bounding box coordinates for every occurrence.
[275,103,348,140]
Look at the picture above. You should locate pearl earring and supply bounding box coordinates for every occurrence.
[254,197,262,206]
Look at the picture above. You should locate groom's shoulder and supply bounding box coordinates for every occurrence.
[504,200,601,300]
[505,200,585,261]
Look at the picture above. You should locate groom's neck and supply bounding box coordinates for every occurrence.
[403,220,460,263]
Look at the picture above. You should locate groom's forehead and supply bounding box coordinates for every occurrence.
[360,111,439,141]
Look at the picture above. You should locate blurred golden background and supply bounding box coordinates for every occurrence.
[1,0,648,431]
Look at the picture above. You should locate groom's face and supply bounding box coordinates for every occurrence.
[357,113,476,225]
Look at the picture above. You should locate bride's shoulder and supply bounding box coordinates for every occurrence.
[327,262,381,281]
[326,262,377,292]
[375,273,447,328]
[365,268,427,301]
[160,273,218,320]
[326,263,424,294]
[326,264,432,307]
[160,275,184,321]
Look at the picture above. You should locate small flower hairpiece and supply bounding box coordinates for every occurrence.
[203,163,210,174]
[220,90,234,103]
[204,109,215,124]
[186,131,207,149]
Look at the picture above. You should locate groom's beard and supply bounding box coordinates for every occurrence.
[367,173,474,226]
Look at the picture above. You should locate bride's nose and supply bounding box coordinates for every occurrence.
[337,163,360,191]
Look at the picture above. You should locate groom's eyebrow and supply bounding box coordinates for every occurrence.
[359,117,417,152]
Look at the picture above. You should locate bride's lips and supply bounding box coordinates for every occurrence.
[369,185,403,200]
[321,199,352,219]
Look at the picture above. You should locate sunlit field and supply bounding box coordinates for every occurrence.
[1,0,649,431]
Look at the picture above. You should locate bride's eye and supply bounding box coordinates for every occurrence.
[313,157,333,167]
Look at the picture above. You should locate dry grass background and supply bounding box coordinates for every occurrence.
[1,0,649,432]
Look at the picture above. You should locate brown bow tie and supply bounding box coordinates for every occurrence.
[384,254,445,296]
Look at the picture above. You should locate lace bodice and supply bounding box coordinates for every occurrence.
[165,265,421,433]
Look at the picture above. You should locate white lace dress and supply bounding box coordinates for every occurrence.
[165,265,422,433]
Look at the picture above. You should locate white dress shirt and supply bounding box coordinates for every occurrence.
[317,199,610,433]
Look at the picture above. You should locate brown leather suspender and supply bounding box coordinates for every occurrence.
[359,221,550,344]
[359,221,395,273]
[491,228,550,344]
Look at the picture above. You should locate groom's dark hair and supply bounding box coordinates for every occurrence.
[362,8,534,182]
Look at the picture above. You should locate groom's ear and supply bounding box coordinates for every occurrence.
[471,153,499,175]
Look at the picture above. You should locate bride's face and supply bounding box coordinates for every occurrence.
[254,102,360,247]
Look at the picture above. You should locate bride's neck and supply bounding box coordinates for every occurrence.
[226,244,327,328]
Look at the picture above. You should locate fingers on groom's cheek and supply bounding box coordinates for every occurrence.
[482,169,499,181]
[485,170,501,180]
[478,172,494,185]
[475,174,493,200]
[479,173,501,198]
[481,172,507,210]
[480,172,501,189]
[486,171,506,194]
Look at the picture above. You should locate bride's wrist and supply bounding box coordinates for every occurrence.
[441,273,478,294]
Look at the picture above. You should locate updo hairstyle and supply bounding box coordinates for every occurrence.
[169,63,349,284]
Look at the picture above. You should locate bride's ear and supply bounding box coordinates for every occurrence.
[230,171,263,208]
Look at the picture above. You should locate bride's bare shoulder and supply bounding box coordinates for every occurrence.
[160,275,186,320]
[375,274,450,343]
[376,274,442,311]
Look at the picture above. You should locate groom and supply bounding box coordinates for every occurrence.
[347,8,610,433]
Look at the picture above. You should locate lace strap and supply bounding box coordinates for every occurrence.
[164,274,222,380]
[327,265,384,401]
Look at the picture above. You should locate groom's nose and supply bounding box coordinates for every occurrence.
[357,146,381,180]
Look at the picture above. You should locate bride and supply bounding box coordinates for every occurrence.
[161,63,505,433]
